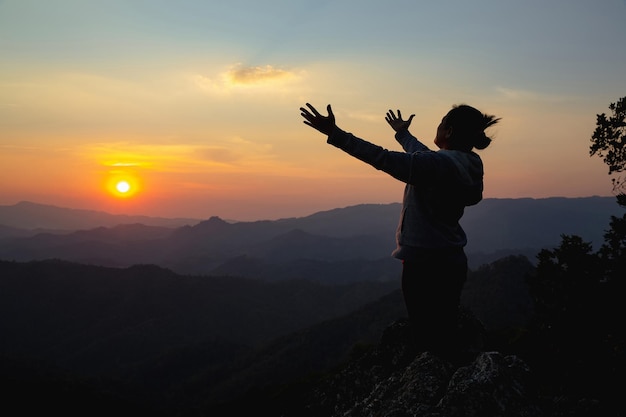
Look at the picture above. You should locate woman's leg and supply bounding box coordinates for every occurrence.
[401,248,467,353]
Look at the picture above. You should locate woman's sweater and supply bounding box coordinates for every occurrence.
[326,127,484,259]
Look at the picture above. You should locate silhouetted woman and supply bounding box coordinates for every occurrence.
[300,103,500,354]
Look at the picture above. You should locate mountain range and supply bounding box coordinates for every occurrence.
[0,197,621,274]
[1,196,618,415]
[0,201,198,232]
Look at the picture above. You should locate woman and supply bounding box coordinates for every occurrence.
[300,103,500,354]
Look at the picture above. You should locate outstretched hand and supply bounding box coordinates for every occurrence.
[385,109,415,133]
[300,103,336,135]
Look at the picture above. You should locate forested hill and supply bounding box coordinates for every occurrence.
[0,255,537,415]
[2,254,612,416]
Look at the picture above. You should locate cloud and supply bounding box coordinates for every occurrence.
[192,64,304,94]
[111,162,140,167]
[198,147,240,164]
[495,87,542,101]
[196,136,274,165]
[346,110,383,123]
[226,64,297,85]
[494,86,573,103]
[0,143,74,156]
[83,136,275,175]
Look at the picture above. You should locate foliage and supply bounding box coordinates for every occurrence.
[523,97,626,406]
[526,233,625,405]
[590,96,626,204]
[527,236,603,373]
[598,214,626,335]
[530,235,601,329]
[599,213,626,282]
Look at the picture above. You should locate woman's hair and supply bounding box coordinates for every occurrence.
[445,104,501,151]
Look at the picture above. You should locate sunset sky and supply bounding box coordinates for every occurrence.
[1,0,625,221]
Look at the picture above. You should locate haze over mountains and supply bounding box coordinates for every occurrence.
[0,197,620,275]
[0,201,198,232]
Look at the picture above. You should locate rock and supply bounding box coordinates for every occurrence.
[344,352,454,417]
[439,352,541,417]
[305,318,542,417]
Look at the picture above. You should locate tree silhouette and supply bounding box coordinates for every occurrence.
[590,96,626,206]
[592,96,626,298]
[525,96,626,406]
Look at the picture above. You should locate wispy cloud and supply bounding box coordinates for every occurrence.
[111,162,141,167]
[84,136,275,174]
[226,65,297,85]
[495,87,542,101]
[192,64,304,95]
[0,144,74,155]
[494,86,574,103]
[196,136,274,165]
[346,110,383,123]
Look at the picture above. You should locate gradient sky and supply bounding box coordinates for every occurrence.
[1,0,625,221]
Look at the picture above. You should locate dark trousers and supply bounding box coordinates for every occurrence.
[401,247,467,353]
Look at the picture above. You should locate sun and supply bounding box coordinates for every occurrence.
[106,174,141,199]
[116,180,131,193]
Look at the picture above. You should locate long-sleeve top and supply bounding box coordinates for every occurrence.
[326,127,484,260]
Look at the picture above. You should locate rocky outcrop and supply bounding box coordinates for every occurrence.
[438,352,540,417]
[304,320,541,417]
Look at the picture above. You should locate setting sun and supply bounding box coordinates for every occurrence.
[106,173,141,199]
[116,181,131,193]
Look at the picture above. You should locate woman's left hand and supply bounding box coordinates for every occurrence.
[385,109,415,132]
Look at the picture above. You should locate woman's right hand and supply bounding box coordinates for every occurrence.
[300,103,336,135]
[385,109,414,132]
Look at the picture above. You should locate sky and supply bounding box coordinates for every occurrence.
[1,0,625,221]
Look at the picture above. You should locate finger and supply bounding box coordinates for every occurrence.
[303,120,324,134]
[408,114,415,122]
[326,104,334,118]
[306,103,322,116]
[303,120,321,131]
[300,107,318,122]
[397,110,402,119]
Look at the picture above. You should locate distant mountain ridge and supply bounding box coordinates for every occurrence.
[0,201,200,231]
[462,196,621,253]
[0,197,622,274]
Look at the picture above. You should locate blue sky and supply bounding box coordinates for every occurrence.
[1,0,625,220]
